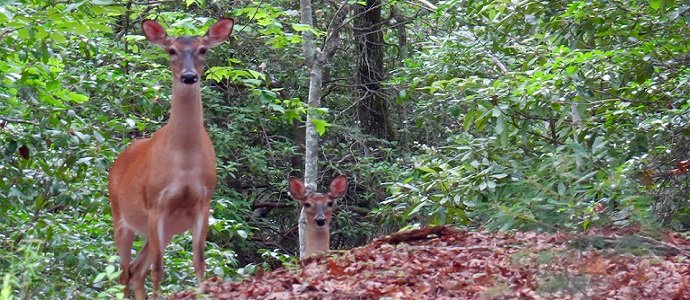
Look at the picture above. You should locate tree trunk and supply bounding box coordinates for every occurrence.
[299,0,318,260]
[298,0,349,259]
[355,0,391,140]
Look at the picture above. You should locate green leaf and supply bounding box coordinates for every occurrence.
[2,273,13,300]
[582,219,591,230]
[463,109,474,131]
[311,118,331,136]
[566,65,577,74]
[268,103,285,113]
[495,114,505,134]
[418,166,437,174]
[574,171,598,185]
[93,272,106,283]
[65,1,87,12]
[291,23,318,35]
[66,92,89,103]
[406,201,426,217]
[105,265,115,274]
[50,32,67,43]
[558,181,566,195]
[0,6,14,21]
[649,0,661,10]
[569,142,589,158]
[93,130,105,142]
[241,78,262,87]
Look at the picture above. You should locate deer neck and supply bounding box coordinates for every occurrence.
[168,80,205,149]
[306,225,330,256]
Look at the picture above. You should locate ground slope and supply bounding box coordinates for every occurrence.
[170,226,690,300]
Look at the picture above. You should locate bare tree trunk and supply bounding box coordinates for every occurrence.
[299,0,317,260]
[298,0,349,259]
[304,61,324,191]
[300,63,324,259]
[355,0,391,140]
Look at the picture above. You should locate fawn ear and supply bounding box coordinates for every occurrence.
[142,20,169,46]
[328,176,348,199]
[204,18,234,46]
[288,177,307,201]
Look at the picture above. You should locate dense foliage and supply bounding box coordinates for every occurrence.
[1,0,689,298]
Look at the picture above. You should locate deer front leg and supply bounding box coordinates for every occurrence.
[147,210,166,300]
[129,227,172,300]
[114,225,135,297]
[192,203,210,288]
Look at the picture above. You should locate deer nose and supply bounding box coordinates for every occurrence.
[314,217,326,226]
[180,72,198,84]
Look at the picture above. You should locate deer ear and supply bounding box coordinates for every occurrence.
[288,177,307,201]
[204,18,234,46]
[328,176,348,199]
[142,20,169,46]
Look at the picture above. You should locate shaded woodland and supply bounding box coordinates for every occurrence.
[1,0,690,298]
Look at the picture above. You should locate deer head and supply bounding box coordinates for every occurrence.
[142,18,234,85]
[288,175,348,230]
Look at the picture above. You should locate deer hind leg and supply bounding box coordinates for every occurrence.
[114,225,135,297]
[192,203,210,287]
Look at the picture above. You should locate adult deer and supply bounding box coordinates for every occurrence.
[108,18,233,300]
[287,176,348,258]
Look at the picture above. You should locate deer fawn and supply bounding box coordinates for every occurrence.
[288,176,348,258]
[108,19,233,300]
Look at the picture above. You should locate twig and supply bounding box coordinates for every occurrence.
[0,115,39,126]
[252,202,293,209]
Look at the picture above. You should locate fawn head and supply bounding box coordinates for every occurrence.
[288,176,348,230]
[142,18,234,85]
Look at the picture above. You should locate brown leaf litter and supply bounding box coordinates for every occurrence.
[169,226,690,300]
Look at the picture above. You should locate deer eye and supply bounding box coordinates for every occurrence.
[303,203,312,208]
[167,48,177,55]
[327,201,333,207]
[198,47,207,55]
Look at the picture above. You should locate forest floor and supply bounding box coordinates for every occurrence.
[170,226,690,300]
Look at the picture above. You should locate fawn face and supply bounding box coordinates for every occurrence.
[288,176,348,230]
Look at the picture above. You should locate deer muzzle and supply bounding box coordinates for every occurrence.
[314,217,327,226]
[180,52,199,84]
[180,71,198,84]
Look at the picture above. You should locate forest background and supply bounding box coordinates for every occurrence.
[1,0,690,298]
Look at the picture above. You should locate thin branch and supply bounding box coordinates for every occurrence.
[321,1,351,61]
[131,0,177,5]
[487,52,508,73]
[326,1,386,45]
[252,202,293,209]
[0,115,40,126]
